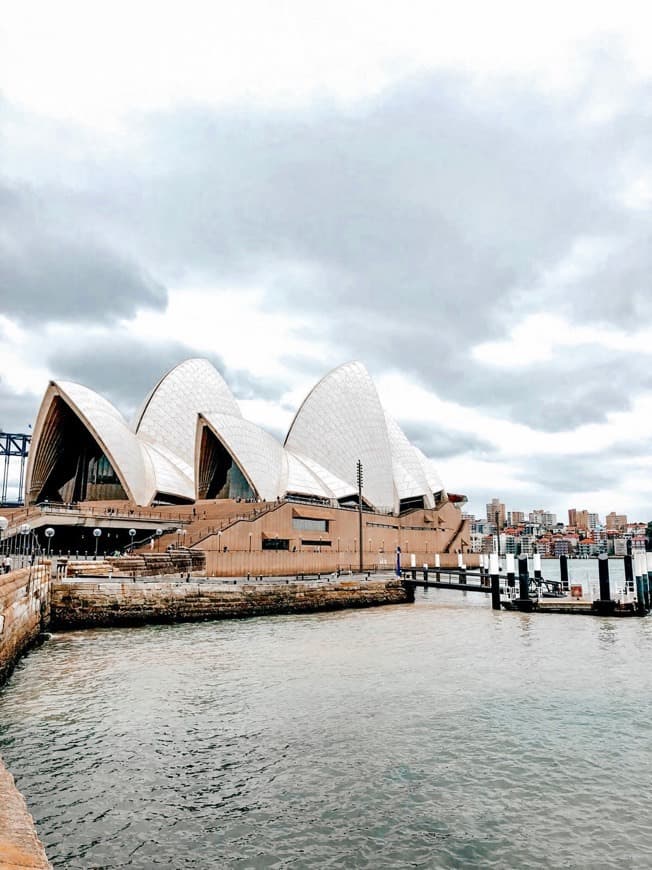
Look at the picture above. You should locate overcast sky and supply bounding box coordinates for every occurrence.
[2,1,652,520]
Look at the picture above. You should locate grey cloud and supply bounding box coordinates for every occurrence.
[3,50,652,435]
[523,453,622,494]
[0,183,166,323]
[48,340,226,420]
[224,369,287,403]
[401,420,496,460]
[0,381,39,433]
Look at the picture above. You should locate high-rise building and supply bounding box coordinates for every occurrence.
[568,509,577,527]
[575,510,590,531]
[606,512,627,531]
[530,509,557,529]
[588,513,600,531]
[486,498,506,529]
[509,510,525,525]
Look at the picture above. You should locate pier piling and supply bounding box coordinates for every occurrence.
[594,554,615,615]
[489,553,500,611]
[634,552,647,614]
[559,555,569,593]
[515,555,533,611]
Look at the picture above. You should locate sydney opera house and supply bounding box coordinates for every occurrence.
[21,359,468,571]
[26,359,446,513]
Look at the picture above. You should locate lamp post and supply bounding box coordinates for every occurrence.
[128,528,136,552]
[155,528,163,552]
[45,527,55,556]
[495,510,501,557]
[217,529,222,552]
[0,517,7,556]
[357,459,364,573]
[249,532,252,552]
[93,528,102,558]
[20,523,30,565]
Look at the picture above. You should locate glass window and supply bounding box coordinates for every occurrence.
[292,517,329,532]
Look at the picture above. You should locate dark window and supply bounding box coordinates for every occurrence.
[301,539,332,547]
[262,538,289,550]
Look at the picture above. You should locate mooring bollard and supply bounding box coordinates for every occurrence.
[489,552,500,610]
[559,554,569,593]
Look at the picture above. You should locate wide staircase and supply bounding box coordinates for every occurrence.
[64,551,206,578]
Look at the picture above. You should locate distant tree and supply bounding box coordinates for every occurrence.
[646,521,652,552]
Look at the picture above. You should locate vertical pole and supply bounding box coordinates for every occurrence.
[559,554,569,593]
[434,553,440,582]
[410,552,416,581]
[357,459,363,574]
[641,552,651,610]
[598,553,610,602]
[517,554,530,609]
[423,563,428,583]
[489,552,500,610]
[635,552,646,614]
[646,552,652,610]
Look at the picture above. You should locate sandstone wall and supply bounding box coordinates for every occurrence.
[51,578,408,629]
[0,565,50,685]
[0,758,51,869]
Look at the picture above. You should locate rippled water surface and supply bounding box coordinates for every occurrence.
[2,579,652,868]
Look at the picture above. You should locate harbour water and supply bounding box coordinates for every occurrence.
[2,571,652,868]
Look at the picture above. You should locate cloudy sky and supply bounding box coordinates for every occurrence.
[2,0,652,520]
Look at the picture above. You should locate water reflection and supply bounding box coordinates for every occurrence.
[1,592,652,868]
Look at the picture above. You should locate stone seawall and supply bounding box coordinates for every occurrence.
[0,565,50,685]
[0,566,52,868]
[51,577,408,628]
[0,759,51,869]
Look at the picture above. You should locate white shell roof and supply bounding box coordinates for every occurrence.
[287,452,357,501]
[385,414,435,508]
[285,361,396,511]
[52,381,155,505]
[27,358,446,509]
[136,359,241,473]
[141,442,194,501]
[415,446,445,497]
[284,453,332,499]
[198,413,288,502]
